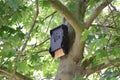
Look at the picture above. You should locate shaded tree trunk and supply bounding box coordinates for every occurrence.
[55,21,85,80]
[50,1,86,80]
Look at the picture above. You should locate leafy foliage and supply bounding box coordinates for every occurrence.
[82,1,120,79]
[0,0,120,80]
[0,0,60,79]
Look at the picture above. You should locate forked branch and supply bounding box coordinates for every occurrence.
[85,0,113,28]
[50,0,84,33]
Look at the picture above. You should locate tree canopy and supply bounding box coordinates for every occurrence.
[0,0,120,80]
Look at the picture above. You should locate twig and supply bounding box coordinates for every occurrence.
[105,34,112,64]
[35,11,57,30]
[110,3,117,11]
[33,49,49,53]
[33,38,50,48]
[44,13,54,38]
[20,0,39,52]
[102,9,114,26]
[42,11,57,22]
[91,24,119,30]
[107,2,117,28]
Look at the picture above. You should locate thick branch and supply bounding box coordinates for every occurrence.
[0,68,12,78]
[15,72,32,80]
[78,0,90,21]
[85,58,120,77]
[0,67,32,80]
[85,0,113,28]
[50,0,84,33]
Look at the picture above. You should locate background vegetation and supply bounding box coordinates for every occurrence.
[0,0,120,80]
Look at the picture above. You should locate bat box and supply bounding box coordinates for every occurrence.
[49,24,69,58]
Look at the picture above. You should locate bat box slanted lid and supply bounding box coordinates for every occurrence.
[49,24,69,58]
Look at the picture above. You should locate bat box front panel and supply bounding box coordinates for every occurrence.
[50,27,63,52]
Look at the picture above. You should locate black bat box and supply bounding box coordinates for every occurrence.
[49,24,69,58]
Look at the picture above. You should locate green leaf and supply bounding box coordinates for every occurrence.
[17,61,29,72]
[43,1,50,7]
[88,41,96,52]
[31,54,39,63]
[6,61,13,72]
[81,29,90,41]
[95,49,107,57]
[7,50,15,58]
[7,0,23,9]
[88,0,100,8]
[67,2,76,11]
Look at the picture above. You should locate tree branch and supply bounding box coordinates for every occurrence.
[20,0,39,52]
[91,23,117,29]
[33,38,50,48]
[50,0,84,33]
[0,67,32,80]
[36,11,56,30]
[108,3,117,28]
[33,49,49,54]
[85,58,120,77]
[13,1,39,78]
[85,0,113,28]
[15,72,32,80]
[42,11,57,22]
[78,0,90,21]
[0,68,12,78]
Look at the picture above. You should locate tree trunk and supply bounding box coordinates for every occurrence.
[55,20,85,80]
[50,0,86,80]
[55,38,85,80]
[50,0,113,80]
